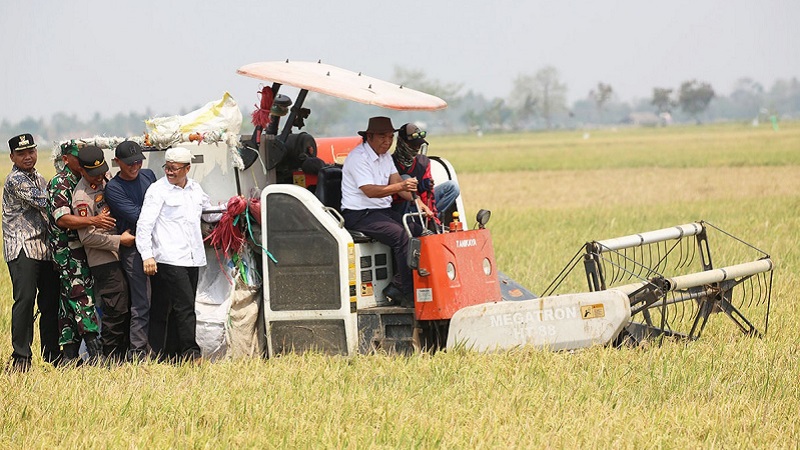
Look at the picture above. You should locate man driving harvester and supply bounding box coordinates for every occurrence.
[340,117,429,307]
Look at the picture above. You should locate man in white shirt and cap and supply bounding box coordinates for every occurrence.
[136,147,216,361]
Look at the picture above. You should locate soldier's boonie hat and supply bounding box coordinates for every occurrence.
[8,133,36,152]
[115,141,146,164]
[78,145,109,176]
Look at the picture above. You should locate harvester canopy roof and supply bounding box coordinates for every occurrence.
[236,60,447,111]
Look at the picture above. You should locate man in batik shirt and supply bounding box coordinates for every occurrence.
[2,133,59,372]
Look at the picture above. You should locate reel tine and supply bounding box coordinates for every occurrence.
[608,252,619,285]
[746,275,755,309]
[618,249,628,284]
[687,236,697,268]
[755,271,764,307]
[656,240,666,275]
[663,292,673,336]
[615,251,625,284]
[675,291,686,328]
[619,250,629,282]
[678,236,689,269]
[684,235,694,269]
[653,241,661,275]
[633,246,644,278]
[675,237,685,271]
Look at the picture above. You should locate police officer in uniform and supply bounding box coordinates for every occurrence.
[72,146,135,360]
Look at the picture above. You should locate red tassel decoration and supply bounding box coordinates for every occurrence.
[205,196,249,257]
[251,87,273,129]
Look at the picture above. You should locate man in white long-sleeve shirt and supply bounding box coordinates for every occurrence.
[136,147,214,361]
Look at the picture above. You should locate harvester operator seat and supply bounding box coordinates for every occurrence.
[315,165,373,243]
[315,165,343,210]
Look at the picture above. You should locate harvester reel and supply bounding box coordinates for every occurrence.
[546,221,773,346]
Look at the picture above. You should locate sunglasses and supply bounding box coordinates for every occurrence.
[407,130,426,140]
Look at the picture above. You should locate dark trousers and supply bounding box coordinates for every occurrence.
[120,245,151,353]
[150,264,200,359]
[92,261,130,357]
[342,208,422,293]
[7,249,60,364]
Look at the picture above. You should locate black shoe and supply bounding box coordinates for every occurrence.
[7,357,31,373]
[382,284,403,305]
[397,294,415,308]
[43,350,61,366]
[383,284,414,308]
[60,343,82,367]
[84,336,104,365]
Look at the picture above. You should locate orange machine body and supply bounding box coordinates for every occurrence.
[315,136,362,164]
[413,228,502,320]
[292,136,362,189]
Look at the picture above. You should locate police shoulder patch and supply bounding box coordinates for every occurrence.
[75,203,89,217]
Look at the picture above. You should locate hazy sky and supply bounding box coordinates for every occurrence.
[1,0,798,123]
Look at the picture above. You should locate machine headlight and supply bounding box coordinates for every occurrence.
[446,262,456,280]
[483,258,492,275]
[476,209,491,229]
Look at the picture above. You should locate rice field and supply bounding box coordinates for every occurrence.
[1,122,799,448]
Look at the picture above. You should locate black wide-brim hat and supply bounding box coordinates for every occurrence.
[357,116,396,137]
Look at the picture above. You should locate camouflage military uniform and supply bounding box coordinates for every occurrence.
[47,166,100,345]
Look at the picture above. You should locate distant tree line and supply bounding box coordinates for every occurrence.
[3,67,800,145]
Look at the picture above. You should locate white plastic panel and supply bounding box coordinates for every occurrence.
[447,290,631,352]
[429,156,465,223]
[260,184,357,356]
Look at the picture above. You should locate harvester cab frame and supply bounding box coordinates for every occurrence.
[236,60,530,355]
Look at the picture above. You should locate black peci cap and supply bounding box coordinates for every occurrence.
[8,133,36,152]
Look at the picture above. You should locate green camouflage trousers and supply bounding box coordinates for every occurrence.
[53,244,100,345]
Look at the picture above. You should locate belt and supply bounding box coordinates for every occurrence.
[342,208,389,214]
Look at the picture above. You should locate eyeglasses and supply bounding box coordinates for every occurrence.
[407,130,426,140]
[162,164,189,173]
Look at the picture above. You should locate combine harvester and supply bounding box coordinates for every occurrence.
[55,61,774,357]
